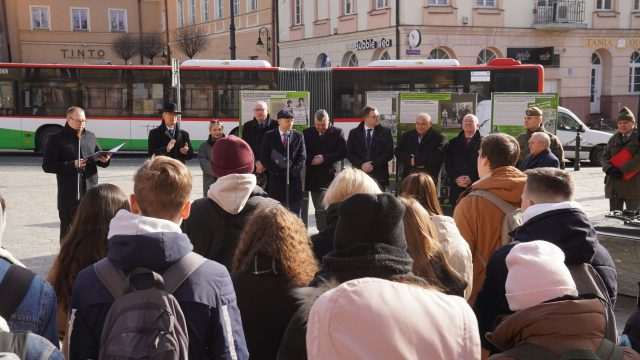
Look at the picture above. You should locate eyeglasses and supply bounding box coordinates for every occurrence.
[70,118,86,124]
[210,120,221,125]
[253,108,266,112]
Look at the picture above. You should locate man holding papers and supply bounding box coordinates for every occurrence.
[602,107,640,211]
[42,106,111,239]
[260,109,306,216]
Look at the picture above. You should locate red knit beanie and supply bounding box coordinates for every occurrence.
[210,135,254,177]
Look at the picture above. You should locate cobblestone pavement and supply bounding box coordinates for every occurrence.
[0,152,634,331]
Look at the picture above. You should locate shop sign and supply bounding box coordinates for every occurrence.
[506,47,554,66]
[355,37,392,51]
[60,48,107,59]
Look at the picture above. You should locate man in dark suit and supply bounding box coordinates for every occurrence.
[147,102,194,163]
[260,109,306,216]
[395,112,448,182]
[42,106,111,239]
[303,109,347,230]
[445,114,482,210]
[346,106,394,189]
[242,101,278,187]
[519,132,560,171]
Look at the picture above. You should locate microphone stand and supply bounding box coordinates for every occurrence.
[285,129,291,211]
[76,130,82,201]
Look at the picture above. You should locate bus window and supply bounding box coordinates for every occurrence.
[0,81,16,115]
[183,87,213,117]
[132,82,163,115]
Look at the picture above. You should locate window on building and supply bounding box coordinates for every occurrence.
[177,0,185,26]
[189,0,196,24]
[202,0,210,21]
[109,9,127,32]
[476,0,496,7]
[477,48,497,64]
[630,51,640,93]
[380,51,391,60]
[71,8,89,31]
[428,48,450,59]
[316,53,331,67]
[344,0,354,14]
[294,0,302,25]
[428,0,449,5]
[233,0,239,14]
[635,0,640,10]
[596,0,612,10]
[375,0,388,9]
[30,6,50,30]
[215,0,223,18]
[347,53,358,67]
[248,0,257,12]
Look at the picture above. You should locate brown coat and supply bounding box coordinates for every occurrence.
[487,299,640,359]
[602,128,640,199]
[453,166,526,305]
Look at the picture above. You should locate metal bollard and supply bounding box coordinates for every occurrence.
[574,125,582,171]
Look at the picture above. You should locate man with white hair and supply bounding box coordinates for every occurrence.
[519,132,560,171]
[395,112,448,181]
[445,114,482,210]
[242,100,278,187]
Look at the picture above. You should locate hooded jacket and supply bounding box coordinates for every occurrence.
[69,210,248,360]
[487,298,640,360]
[306,278,480,360]
[182,174,276,268]
[453,166,527,304]
[475,202,618,351]
[431,215,474,300]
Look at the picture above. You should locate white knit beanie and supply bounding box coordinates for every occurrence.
[505,241,578,311]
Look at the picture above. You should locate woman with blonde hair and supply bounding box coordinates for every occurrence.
[398,196,467,297]
[312,167,382,260]
[198,119,225,196]
[232,204,318,360]
[399,172,473,299]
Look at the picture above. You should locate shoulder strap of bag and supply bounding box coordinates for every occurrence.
[94,258,129,299]
[0,331,29,358]
[502,342,558,360]
[162,252,207,294]
[558,349,601,360]
[595,338,624,360]
[468,189,516,215]
[0,265,35,319]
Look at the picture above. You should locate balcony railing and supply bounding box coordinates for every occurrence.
[533,0,587,28]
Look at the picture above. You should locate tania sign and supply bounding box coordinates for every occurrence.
[355,38,393,51]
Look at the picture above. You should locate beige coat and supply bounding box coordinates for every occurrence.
[453,166,526,305]
[487,299,640,359]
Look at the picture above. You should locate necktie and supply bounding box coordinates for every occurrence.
[465,137,472,146]
[417,136,422,144]
[366,129,373,148]
[168,128,175,138]
[282,133,288,147]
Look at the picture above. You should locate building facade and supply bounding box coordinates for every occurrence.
[278,0,640,123]
[2,0,274,65]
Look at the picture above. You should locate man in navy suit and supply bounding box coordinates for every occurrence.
[519,132,560,171]
[346,106,394,189]
[303,109,347,230]
[260,109,306,216]
[395,112,448,182]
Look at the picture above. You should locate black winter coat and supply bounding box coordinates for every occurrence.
[474,207,617,351]
[346,122,394,187]
[519,148,560,171]
[445,130,481,205]
[231,255,298,360]
[395,128,448,180]
[303,126,346,192]
[181,187,271,269]
[42,124,109,211]
[260,130,306,205]
[310,203,339,261]
[241,117,278,161]
[147,122,194,163]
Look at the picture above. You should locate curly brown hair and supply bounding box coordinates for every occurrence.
[232,205,319,287]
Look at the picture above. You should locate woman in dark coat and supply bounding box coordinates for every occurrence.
[198,120,225,196]
[232,205,318,360]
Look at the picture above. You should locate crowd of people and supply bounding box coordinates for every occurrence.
[0,102,638,359]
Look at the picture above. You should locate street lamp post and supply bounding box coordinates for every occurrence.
[255,27,270,60]
[229,0,236,59]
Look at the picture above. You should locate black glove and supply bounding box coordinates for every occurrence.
[607,167,624,179]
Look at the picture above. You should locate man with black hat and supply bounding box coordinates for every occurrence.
[147,102,194,163]
[259,109,306,216]
[516,106,565,169]
[602,106,640,211]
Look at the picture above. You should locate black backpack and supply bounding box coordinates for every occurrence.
[0,264,35,320]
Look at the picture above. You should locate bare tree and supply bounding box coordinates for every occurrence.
[140,33,165,64]
[176,27,209,59]
[112,33,139,64]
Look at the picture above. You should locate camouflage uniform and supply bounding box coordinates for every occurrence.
[516,126,565,169]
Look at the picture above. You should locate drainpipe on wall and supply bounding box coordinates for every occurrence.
[164,0,171,64]
[272,0,278,66]
[395,0,400,60]
[1,0,11,62]
[138,0,144,64]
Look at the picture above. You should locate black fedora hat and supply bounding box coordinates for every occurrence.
[159,102,182,114]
